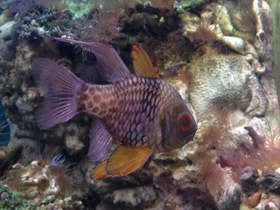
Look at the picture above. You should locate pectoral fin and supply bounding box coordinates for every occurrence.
[92,145,152,179]
[132,44,159,78]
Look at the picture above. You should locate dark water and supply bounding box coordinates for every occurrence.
[0,101,10,146]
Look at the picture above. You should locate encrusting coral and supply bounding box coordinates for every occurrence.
[1,144,85,209]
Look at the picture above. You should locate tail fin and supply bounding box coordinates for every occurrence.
[32,58,84,130]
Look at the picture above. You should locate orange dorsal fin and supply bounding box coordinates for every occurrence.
[92,160,109,179]
[92,145,152,179]
[132,44,159,78]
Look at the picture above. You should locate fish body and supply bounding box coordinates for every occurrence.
[32,38,197,178]
[81,75,186,151]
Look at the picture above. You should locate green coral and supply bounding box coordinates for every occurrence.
[0,183,39,210]
[180,0,205,9]
[62,0,93,19]
[175,0,205,14]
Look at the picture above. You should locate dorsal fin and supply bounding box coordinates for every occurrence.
[132,44,159,78]
[47,36,131,83]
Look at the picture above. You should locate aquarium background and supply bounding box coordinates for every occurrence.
[0,0,279,209]
[0,100,10,146]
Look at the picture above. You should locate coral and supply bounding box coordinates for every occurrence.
[181,4,246,54]
[79,5,122,44]
[181,1,273,79]
[1,156,84,209]
[183,117,242,209]
[0,182,39,210]
[175,0,205,11]
[0,181,83,210]
[2,156,73,200]
[217,127,280,178]
[187,44,268,121]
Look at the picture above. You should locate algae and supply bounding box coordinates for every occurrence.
[63,0,92,19]
[0,183,39,210]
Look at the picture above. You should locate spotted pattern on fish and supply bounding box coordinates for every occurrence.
[79,75,178,150]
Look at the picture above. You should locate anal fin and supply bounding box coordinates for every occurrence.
[92,145,152,179]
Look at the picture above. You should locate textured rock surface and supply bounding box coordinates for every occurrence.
[188,44,268,121]
[1,160,84,209]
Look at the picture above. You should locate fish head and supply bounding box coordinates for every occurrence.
[161,100,197,151]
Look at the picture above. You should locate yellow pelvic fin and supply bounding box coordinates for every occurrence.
[92,160,109,179]
[106,145,152,176]
[132,44,159,78]
[92,145,152,179]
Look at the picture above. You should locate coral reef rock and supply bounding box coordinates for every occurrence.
[188,44,268,121]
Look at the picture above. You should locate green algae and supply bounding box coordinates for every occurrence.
[180,0,205,9]
[0,183,39,210]
[62,0,92,19]
[175,0,205,14]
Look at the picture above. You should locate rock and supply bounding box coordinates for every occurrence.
[110,185,156,207]
[240,167,259,196]
[260,171,280,194]
[188,44,267,121]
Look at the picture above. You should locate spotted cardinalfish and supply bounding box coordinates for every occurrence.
[32,37,197,179]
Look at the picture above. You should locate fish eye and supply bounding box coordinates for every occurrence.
[179,113,192,131]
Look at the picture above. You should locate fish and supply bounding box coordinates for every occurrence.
[32,37,197,179]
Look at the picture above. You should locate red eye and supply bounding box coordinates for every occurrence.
[180,113,192,131]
